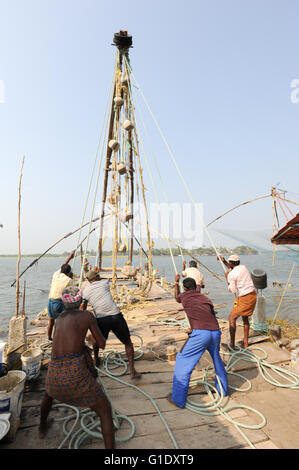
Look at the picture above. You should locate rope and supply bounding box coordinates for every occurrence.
[276,193,295,218]
[40,335,179,449]
[124,59,178,276]
[78,71,115,287]
[222,341,299,390]
[177,243,185,262]
[152,321,299,448]
[72,69,115,272]
[38,326,299,450]
[185,376,265,449]
[279,196,299,207]
[270,260,297,325]
[52,373,136,449]
[250,321,268,333]
[207,195,272,227]
[275,193,290,223]
[10,216,102,287]
[96,365,180,449]
[130,215,224,281]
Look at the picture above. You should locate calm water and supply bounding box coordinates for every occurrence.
[1,253,298,340]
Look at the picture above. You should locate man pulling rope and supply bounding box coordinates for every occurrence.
[39,286,115,449]
[219,255,257,349]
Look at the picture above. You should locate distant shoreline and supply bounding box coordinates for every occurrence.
[0,246,259,258]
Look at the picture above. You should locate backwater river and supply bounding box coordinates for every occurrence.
[1,253,298,340]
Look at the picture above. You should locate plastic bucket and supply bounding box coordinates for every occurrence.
[21,348,42,381]
[0,370,26,419]
[251,269,267,290]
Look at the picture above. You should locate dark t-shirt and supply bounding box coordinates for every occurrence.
[177,290,219,330]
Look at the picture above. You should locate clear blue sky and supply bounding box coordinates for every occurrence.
[0,0,299,254]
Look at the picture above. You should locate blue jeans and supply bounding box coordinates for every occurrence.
[172,329,228,408]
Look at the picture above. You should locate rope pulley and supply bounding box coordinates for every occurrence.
[112,30,133,50]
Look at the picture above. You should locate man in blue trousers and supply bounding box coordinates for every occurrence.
[167,274,228,408]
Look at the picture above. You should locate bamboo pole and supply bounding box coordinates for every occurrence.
[270,261,297,325]
[206,194,271,227]
[21,280,26,317]
[280,196,299,207]
[111,67,122,287]
[11,215,101,287]
[97,81,116,270]
[128,128,134,263]
[15,156,25,318]
[124,56,153,280]
[272,187,277,266]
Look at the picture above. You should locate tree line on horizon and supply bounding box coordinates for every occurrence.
[0,245,258,258]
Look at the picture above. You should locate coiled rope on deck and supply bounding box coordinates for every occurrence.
[38,327,299,449]
[152,320,299,447]
[38,334,179,449]
[188,339,299,448]
[52,371,136,449]
[223,341,299,390]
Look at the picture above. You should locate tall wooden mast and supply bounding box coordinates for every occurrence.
[97,31,133,272]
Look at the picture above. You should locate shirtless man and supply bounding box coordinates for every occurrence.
[39,287,115,449]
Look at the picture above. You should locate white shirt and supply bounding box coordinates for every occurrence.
[182,267,204,286]
[49,270,72,299]
[227,265,256,297]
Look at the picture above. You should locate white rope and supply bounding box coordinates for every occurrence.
[124,60,178,275]
[125,57,227,276]
[72,58,116,272]
[78,65,117,286]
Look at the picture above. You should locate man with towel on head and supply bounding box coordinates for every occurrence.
[220,254,257,349]
[81,269,141,380]
[39,286,115,449]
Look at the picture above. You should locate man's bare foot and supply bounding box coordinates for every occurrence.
[38,424,48,439]
[130,370,142,380]
[38,416,54,439]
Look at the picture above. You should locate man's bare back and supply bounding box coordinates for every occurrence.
[40,287,115,448]
[51,309,106,356]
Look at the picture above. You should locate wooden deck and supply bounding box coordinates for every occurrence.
[1,281,298,450]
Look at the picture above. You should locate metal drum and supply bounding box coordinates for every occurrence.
[251,269,267,290]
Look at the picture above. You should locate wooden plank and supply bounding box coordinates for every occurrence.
[173,419,267,449]
[106,381,214,402]
[86,404,267,450]
[85,431,175,450]
[102,371,174,391]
